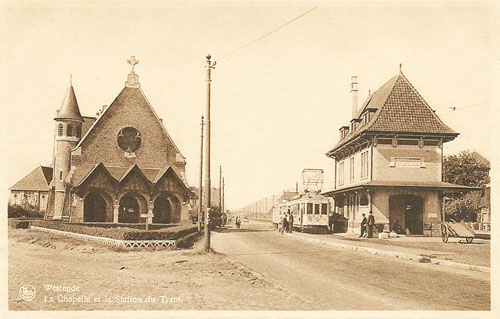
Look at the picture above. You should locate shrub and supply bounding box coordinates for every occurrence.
[8,219,31,229]
[8,205,44,219]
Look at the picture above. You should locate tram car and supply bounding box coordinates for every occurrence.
[272,192,331,233]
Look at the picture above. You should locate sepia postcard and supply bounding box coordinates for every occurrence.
[1,1,498,318]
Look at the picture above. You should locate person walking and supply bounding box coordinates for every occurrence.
[367,211,375,238]
[280,214,287,234]
[288,211,294,233]
[360,213,367,238]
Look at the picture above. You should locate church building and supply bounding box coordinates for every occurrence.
[324,69,475,235]
[11,56,195,224]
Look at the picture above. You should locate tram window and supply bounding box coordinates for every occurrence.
[307,203,313,214]
[314,204,320,215]
[321,203,328,215]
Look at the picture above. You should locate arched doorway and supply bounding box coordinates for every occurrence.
[389,194,424,235]
[118,194,141,223]
[168,195,181,223]
[153,193,171,224]
[84,191,108,222]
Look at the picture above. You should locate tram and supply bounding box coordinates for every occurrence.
[272,192,331,233]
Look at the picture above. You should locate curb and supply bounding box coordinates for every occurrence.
[290,232,490,273]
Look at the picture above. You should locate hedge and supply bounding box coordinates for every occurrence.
[8,219,31,229]
[30,220,197,241]
[68,222,172,230]
[8,205,44,219]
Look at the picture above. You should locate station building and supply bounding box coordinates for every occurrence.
[324,70,474,235]
[10,57,195,224]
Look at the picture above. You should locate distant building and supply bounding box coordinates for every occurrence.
[324,70,476,235]
[471,151,491,231]
[190,186,221,215]
[9,57,195,223]
[9,166,53,212]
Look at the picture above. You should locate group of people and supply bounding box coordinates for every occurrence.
[359,211,375,238]
[279,210,294,234]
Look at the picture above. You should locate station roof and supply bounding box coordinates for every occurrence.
[327,72,458,156]
[322,181,480,197]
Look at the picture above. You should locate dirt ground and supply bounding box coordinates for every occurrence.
[8,228,302,310]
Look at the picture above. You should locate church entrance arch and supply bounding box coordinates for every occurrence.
[118,192,147,223]
[153,193,181,224]
[389,194,424,235]
[84,190,111,222]
[153,193,171,224]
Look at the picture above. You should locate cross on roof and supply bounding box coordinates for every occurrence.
[127,55,139,73]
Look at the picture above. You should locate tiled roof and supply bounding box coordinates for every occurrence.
[73,163,193,195]
[55,84,83,121]
[367,74,457,134]
[10,166,53,191]
[471,151,490,168]
[328,72,458,155]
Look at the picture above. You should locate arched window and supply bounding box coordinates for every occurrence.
[58,123,64,136]
[76,125,82,138]
[67,124,73,137]
[360,195,369,207]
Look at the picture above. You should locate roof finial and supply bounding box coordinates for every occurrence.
[127,55,139,74]
[125,55,140,88]
[399,63,403,74]
[69,74,72,86]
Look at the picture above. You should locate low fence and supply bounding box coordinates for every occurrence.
[30,226,176,249]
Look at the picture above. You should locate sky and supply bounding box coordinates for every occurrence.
[0,0,494,210]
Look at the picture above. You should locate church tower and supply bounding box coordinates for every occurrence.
[52,75,83,219]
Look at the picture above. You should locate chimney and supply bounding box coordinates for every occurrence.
[351,75,359,118]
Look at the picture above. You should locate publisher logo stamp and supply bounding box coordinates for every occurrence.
[19,285,36,301]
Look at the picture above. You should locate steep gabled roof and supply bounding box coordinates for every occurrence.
[471,151,490,169]
[328,72,458,155]
[74,162,118,187]
[119,164,152,184]
[74,163,194,195]
[55,82,83,121]
[10,166,53,191]
[72,86,185,160]
[153,166,195,195]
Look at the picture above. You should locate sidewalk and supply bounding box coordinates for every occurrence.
[288,231,490,273]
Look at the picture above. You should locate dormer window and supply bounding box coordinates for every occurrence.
[350,119,361,132]
[339,126,349,139]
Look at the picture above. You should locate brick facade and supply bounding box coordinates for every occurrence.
[325,71,473,236]
[37,66,195,224]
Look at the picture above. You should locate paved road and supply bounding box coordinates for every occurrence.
[211,221,490,310]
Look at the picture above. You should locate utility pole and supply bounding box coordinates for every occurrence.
[222,177,225,216]
[204,54,215,253]
[198,115,204,233]
[219,166,222,213]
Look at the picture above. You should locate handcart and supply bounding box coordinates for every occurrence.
[441,220,475,243]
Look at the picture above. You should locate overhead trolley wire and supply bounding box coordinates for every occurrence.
[439,102,488,116]
[218,7,318,62]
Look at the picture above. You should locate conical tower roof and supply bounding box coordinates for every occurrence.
[55,76,83,121]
